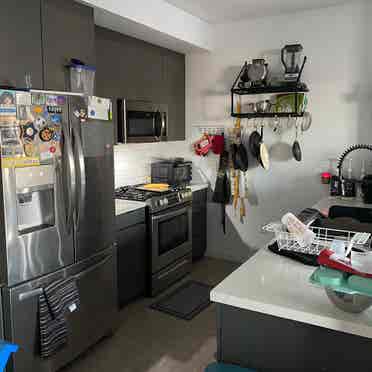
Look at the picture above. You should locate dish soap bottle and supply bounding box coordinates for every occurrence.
[358,160,366,199]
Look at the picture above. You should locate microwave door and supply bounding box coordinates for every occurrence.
[126,111,157,143]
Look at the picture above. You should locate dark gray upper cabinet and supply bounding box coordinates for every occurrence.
[0,0,43,89]
[95,27,164,101]
[163,50,186,141]
[42,0,95,91]
[95,26,185,142]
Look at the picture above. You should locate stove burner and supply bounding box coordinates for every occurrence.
[115,185,192,212]
[115,186,154,202]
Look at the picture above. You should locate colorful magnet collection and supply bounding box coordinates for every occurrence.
[0,91,65,167]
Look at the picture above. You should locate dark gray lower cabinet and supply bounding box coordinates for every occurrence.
[116,210,147,308]
[192,189,207,261]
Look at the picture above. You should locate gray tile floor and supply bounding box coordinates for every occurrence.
[62,258,239,372]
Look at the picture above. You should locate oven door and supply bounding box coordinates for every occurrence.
[151,204,192,273]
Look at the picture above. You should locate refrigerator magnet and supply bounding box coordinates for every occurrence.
[17,105,29,120]
[52,131,61,142]
[57,96,66,105]
[34,116,46,129]
[31,93,46,105]
[1,145,13,158]
[32,106,44,115]
[46,95,58,106]
[39,127,54,142]
[47,106,62,114]
[50,114,61,124]
[24,142,36,157]
[21,122,38,141]
[0,126,20,146]
[0,90,15,106]
[16,91,32,106]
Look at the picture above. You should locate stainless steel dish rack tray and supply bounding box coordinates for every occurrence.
[262,222,372,255]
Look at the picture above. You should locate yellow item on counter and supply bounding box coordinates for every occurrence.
[140,183,170,192]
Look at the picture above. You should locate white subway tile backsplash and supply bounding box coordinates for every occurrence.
[113,141,216,188]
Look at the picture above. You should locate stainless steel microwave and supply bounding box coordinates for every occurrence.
[117,99,168,143]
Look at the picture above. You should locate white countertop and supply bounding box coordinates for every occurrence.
[115,183,209,216]
[115,199,146,216]
[211,196,372,339]
[189,183,209,192]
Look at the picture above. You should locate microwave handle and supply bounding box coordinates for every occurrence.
[123,99,128,143]
[161,112,166,138]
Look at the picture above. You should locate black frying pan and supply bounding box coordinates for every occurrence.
[292,123,302,162]
[249,126,261,159]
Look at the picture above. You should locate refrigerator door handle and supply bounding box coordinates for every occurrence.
[72,126,86,231]
[63,123,77,232]
[18,288,43,301]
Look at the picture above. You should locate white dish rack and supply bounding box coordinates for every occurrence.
[262,222,372,255]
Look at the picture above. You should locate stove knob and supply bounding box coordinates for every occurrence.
[163,198,169,205]
[159,199,164,206]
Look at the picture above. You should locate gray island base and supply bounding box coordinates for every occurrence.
[217,303,372,372]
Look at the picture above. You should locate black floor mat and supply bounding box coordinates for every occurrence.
[150,281,213,320]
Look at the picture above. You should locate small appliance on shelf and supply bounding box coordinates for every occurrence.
[281,44,306,83]
[238,59,269,89]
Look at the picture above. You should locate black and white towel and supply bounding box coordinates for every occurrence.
[39,277,80,358]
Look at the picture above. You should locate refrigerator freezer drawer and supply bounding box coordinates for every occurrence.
[2,247,118,372]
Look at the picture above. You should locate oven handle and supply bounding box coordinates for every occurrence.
[152,205,191,221]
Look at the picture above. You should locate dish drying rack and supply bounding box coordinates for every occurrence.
[262,222,372,255]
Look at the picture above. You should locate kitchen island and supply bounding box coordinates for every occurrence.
[211,197,372,372]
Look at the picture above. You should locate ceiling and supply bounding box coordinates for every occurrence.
[165,0,354,23]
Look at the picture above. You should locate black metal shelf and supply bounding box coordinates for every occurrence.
[230,61,310,119]
[231,112,305,119]
[231,84,309,96]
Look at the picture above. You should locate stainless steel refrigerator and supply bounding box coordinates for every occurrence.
[0,90,117,372]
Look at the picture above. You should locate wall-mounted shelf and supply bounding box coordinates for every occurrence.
[231,61,310,118]
[231,84,309,96]
[231,111,305,119]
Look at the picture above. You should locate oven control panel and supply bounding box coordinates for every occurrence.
[149,188,192,213]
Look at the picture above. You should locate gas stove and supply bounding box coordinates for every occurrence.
[115,185,192,213]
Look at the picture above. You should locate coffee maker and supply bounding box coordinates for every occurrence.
[362,176,372,204]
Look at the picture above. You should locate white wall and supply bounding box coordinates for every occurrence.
[186,1,372,262]
[114,1,372,263]
[81,0,215,52]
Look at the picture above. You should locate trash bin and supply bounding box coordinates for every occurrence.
[205,362,257,372]
[0,341,18,371]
